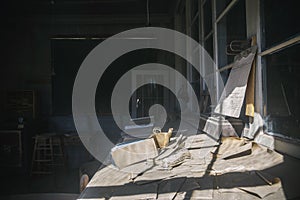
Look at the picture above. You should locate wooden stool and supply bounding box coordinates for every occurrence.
[51,135,66,167]
[31,133,66,175]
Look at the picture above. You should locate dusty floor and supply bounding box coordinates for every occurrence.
[0,138,299,200]
[79,135,300,200]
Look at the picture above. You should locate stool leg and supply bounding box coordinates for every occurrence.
[49,137,54,173]
[59,137,67,169]
[62,137,68,169]
[30,137,38,176]
[51,136,67,169]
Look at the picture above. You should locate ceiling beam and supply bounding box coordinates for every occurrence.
[3,14,172,25]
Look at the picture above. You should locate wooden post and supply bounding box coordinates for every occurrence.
[245,36,257,117]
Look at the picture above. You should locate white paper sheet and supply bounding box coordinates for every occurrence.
[214,46,257,118]
[203,116,237,140]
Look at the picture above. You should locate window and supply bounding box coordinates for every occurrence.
[189,0,201,109]
[191,0,199,20]
[191,17,200,42]
[203,0,212,37]
[200,0,214,113]
[265,44,300,139]
[261,0,300,139]
[202,0,213,60]
[217,0,246,68]
[204,35,213,59]
[263,0,300,49]
[216,0,232,17]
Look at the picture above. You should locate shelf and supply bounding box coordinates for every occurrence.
[7,90,36,119]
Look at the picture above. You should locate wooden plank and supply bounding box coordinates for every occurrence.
[216,0,239,23]
[245,36,257,117]
[217,63,234,72]
[245,57,256,117]
[204,30,213,40]
[259,35,300,56]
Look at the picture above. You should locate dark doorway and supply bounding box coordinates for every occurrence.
[51,39,103,115]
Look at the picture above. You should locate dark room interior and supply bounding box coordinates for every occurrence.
[0,0,299,199]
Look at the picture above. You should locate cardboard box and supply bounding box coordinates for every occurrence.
[111,138,158,169]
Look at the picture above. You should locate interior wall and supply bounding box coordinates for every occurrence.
[0,16,172,121]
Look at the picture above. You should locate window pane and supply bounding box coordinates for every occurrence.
[204,35,213,59]
[191,0,199,18]
[263,0,300,48]
[191,17,199,42]
[266,44,300,139]
[182,7,186,34]
[217,0,246,67]
[203,0,212,36]
[216,0,232,17]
